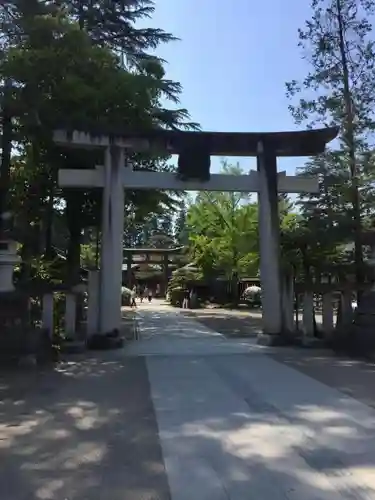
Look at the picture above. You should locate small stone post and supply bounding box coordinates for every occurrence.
[87,270,99,336]
[322,292,334,338]
[42,293,54,338]
[65,293,76,338]
[282,272,295,334]
[302,291,315,346]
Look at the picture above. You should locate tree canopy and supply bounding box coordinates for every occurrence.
[3,0,375,299]
[186,162,259,279]
[286,0,375,286]
[0,0,196,283]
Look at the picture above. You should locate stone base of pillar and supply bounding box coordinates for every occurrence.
[86,330,124,350]
[60,340,87,354]
[257,333,289,347]
[299,336,325,348]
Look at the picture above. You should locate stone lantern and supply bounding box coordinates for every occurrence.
[0,212,20,292]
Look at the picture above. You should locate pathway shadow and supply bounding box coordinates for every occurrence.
[150,354,375,499]
[158,412,375,499]
[182,310,262,338]
[269,348,375,410]
[182,308,375,412]
[0,354,170,500]
[135,309,224,340]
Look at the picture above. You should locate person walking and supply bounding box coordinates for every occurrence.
[147,287,153,303]
[182,288,190,309]
[139,286,144,303]
[130,286,137,308]
[189,288,196,309]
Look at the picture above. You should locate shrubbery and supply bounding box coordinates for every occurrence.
[242,285,262,307]
[167,267,203,307]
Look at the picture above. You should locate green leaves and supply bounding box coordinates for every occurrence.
[174,204,189,246]
[186,162,259,279]
[286,0,375,144]
[286,0,375,280]
[1,0,198,274]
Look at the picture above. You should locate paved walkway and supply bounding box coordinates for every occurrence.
[126,305,261,357]
[1,301,375,499]
[131,302,375,499]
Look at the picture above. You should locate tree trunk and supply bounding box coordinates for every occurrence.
[302,248,318,336]
[65,191,83,285]
[19,230,33,283]
[336,0,363,293]
[230,240,239,304]
[95,222,100,269]
[0,79,13,237]
[44,184,55,259]
[78,1,84,30]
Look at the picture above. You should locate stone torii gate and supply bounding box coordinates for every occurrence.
[54,127,337,344]
[123,246,185,293]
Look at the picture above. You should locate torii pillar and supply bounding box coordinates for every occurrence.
[256,140,284,340]
[99,146,125,333]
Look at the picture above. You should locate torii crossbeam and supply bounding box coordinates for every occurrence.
[58,165,319,193]
[54,126,338,343]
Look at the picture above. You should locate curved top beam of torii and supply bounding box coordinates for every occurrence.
[54,126,339,195]
[53,126,339,157]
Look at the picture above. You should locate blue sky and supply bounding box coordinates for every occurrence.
[145,0,316,174]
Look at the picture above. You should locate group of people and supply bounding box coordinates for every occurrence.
[130,285,153,307]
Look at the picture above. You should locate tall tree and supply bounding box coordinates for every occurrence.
[60,1,175,64]
[286,0,375,287]
[0,1,197,283]
[278,193,293,219]
[187,162,259,287]
[158,211,174,240]
[174,202,189,245]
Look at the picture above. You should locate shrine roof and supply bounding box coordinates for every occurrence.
[123,246,184,254]
[122,263,179,271]
[54,126,339,157]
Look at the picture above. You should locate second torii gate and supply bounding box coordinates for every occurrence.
[54,126,338,344]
